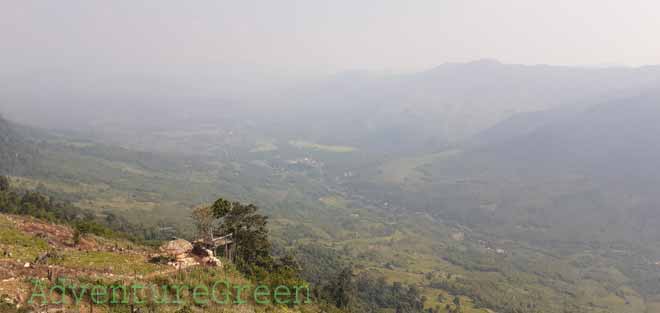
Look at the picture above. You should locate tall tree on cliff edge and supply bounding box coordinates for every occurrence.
[211,198,272,274]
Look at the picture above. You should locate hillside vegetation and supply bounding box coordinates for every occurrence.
[3,62,660,313]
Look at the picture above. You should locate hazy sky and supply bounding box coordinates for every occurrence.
[2,0,660,75]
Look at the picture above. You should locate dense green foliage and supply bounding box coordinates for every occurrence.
[0,184,87,223]
[323,267,428,313]
[211,198,272,272]
[209,198,310,296]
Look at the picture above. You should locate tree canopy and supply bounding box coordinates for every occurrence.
[210,198,272,274]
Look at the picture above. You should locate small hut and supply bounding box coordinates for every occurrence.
[211,233,235,261]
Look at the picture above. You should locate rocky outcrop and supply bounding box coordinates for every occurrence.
[156,239,221,269]
[159,239,193,258]
[192,241,222,267]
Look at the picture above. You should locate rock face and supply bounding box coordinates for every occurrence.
[159,239,193,257]
[201,256,222,267]
[192,241,222,267]
[168,257,199,269]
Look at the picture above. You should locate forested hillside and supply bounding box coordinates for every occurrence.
[3,62,660,313]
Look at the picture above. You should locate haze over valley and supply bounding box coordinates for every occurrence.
[2,2,660,313]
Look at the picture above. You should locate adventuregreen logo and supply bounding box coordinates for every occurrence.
[28,279,311,307]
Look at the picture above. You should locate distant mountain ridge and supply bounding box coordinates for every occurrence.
[408,91,660,246]
[473,91,660,180]
[260,61,660,154]
[5,61,660,156]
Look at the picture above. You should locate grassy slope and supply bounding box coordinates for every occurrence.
[0,214,332,313]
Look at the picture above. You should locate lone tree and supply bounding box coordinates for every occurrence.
[191,205,215,242]
[211,198,272,273]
